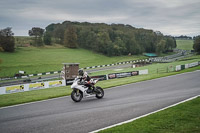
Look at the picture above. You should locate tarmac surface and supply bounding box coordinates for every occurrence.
[0,71,199,133]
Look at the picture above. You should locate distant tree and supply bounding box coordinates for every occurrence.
[193,35,200,54]
[127,37,141,55]
[28,27,44,46]
[175,35,192,40]
[96,31,112,55]
[63,26,77,48]
[54,25,65,44]
[43,32,52,45]
[156,40,166,54]
[114,37,126,55]
[0,27,15,52]
[165,37,175,51]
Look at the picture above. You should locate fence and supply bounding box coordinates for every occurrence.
[175,61,200,71]
[156,61,200,74]
[0,71,62,81]
[157,65,175,74]
[0,69,148,95]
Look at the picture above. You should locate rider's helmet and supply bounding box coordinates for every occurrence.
[78,69,84,76]
[83,72,88,77]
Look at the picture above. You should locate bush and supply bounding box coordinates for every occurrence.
[0,27,15,52]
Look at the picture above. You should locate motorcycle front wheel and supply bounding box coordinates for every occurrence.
[95,86,104,99]
[71,89,83,102]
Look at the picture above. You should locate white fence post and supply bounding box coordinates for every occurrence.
[24,84,29,91]
[139,69,148,75]
[0,87,6,94]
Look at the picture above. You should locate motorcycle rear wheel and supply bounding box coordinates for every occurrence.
[95,86,104,99]
[71,89,83,102]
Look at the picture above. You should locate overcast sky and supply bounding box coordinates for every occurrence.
[0,0,199,36]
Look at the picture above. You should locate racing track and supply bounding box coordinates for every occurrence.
[0,71,200,133]
[0,63,132,86]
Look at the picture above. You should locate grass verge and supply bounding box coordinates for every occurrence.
[98,97,200,133]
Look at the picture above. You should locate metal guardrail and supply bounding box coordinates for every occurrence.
[0,69,149,95]
[0,59,150,81]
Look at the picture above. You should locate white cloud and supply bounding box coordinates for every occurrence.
[0,0,199,36]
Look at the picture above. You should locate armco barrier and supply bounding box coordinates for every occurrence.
[0,69,149,95]
[91,75,107,81]
[108,71,137,79]
[83,59,150,70]
[107,70,148,79]
[0,80,66,95]
[1,59,150,81]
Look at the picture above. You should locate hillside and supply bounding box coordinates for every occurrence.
[0,46,146,77]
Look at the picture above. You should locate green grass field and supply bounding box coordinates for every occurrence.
[0,39,194,78]
[0,46,146,77]
[176,39,194,50]
[99,97,200,133]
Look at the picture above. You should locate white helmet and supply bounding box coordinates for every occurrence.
[83,72,88,77]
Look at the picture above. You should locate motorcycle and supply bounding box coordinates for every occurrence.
[71,77,104,102]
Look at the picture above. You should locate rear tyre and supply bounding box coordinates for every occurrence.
[95,86,104,99]
[71,89,83,102]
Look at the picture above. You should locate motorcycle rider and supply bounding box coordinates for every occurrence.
[78,69,94,93]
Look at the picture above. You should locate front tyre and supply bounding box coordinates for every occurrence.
[71,89,83,102]
[95,86,104,99]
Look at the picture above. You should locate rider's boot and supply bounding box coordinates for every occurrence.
[87,87,92,93]
[93,86,98,92]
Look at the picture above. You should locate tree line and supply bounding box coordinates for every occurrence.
[43,21,177,56]
[175,35,193,40]
[1,21,199,55]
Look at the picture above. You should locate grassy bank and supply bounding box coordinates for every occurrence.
[0,46,146,77]
[0,39,192,78]
[99,97,200,133]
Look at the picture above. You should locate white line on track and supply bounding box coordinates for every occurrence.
[90,95,200,133]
